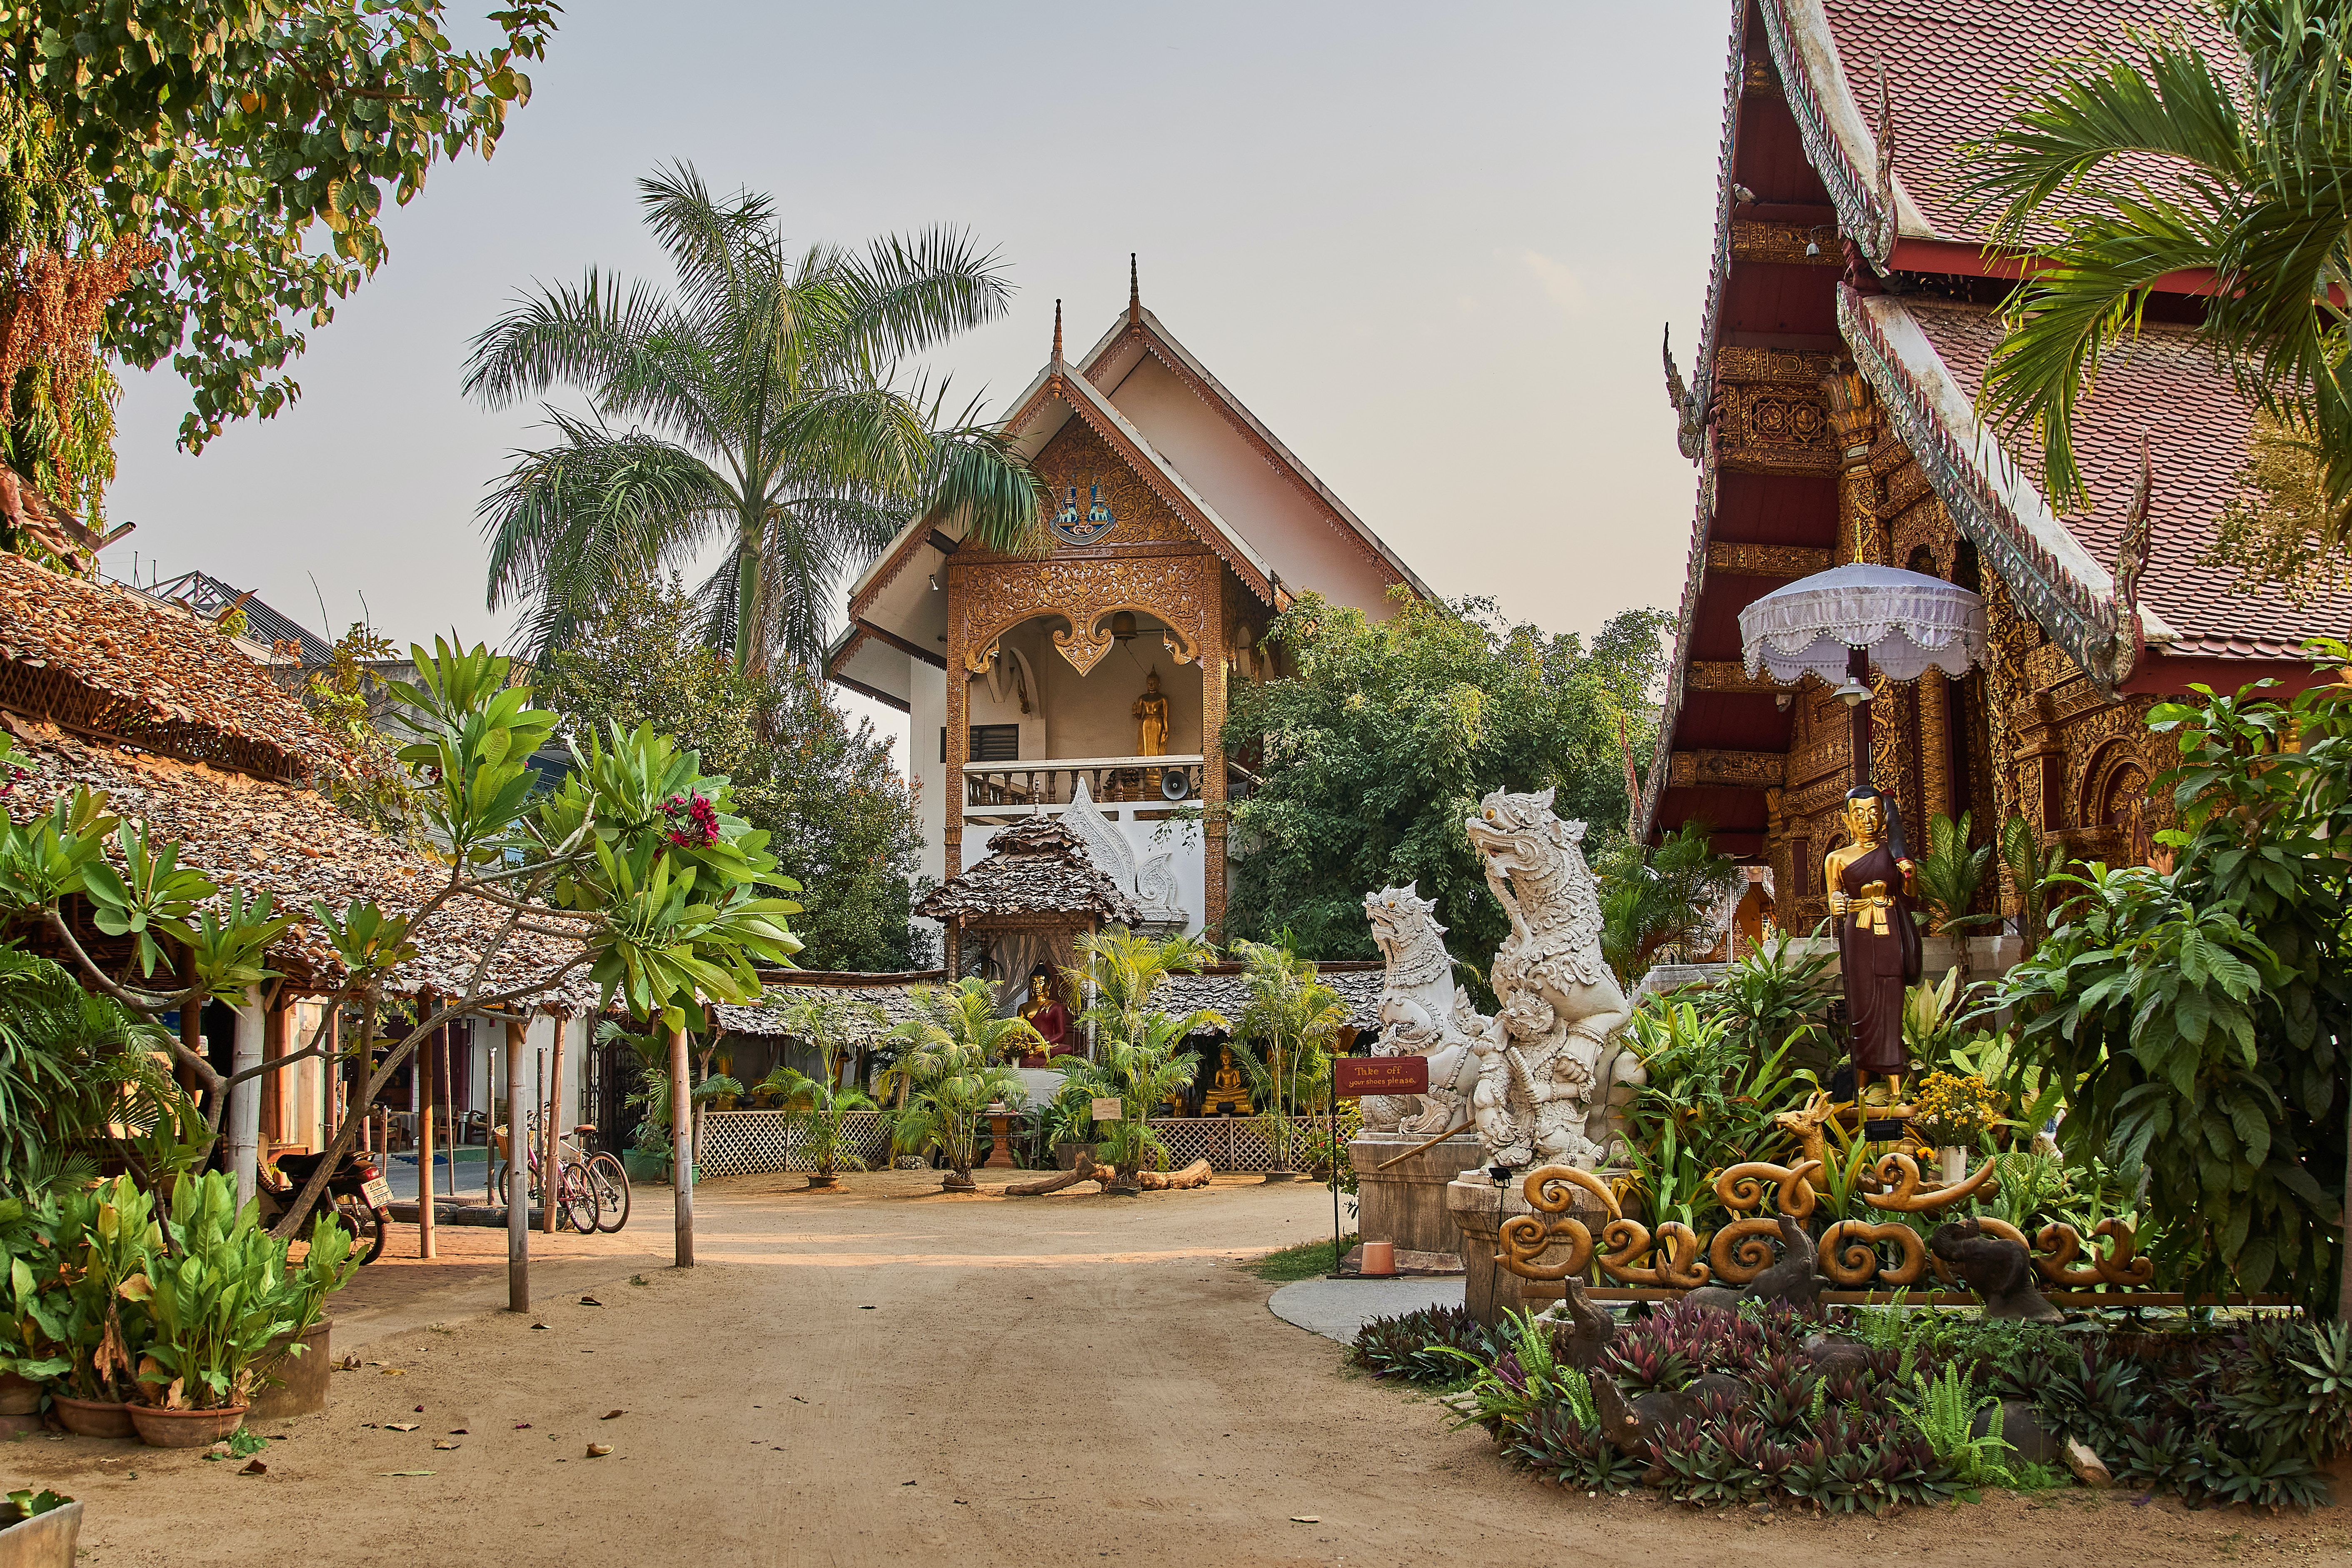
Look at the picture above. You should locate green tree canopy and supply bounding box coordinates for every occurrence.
[2,0,556,462]
[1220,590,1669,965]
[535,576,923,972]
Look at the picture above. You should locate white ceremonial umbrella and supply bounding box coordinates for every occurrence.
[1737,562,1987,691]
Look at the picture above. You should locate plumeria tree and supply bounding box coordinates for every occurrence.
[0,638,803,1236]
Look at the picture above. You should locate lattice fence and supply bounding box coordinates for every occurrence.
[699,1111,892,1176]
[700,1111,1312,1175]
[1146,1117,1319,1173]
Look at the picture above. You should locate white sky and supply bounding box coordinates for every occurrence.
[97,0,1731,762]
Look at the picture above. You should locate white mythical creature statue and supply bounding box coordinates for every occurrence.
[1462,786,1647,1169]
[1359,884,1490,1136]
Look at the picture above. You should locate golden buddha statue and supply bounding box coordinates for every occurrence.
[1823,785,1920,1110]
[1016,972,1071,1061]
[1199,1044,1253,1115]
[1133,668,1170,757]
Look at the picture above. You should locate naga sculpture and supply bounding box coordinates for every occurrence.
[1463,788,1645,1169]
[1358,884,1488,1136]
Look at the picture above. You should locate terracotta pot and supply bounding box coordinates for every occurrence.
[250,1318,332,1419]
[128,1403,249,1449]
[1359,1240,1398,1276]
[0,1372,40,1416]
[0,1500,82,1568]
[50,1396,136,1440]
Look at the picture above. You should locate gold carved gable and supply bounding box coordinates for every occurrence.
[1029,419,1193,547]
[955,554,1212,676]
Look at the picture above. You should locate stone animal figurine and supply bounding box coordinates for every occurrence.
[1592,1368,1750,1457]
[1541,1277,1619,1370]
[1358,884,1489,1135]
[1932,1218,2061,1321]
[1745,1213,1832,1310]
[1461,788,1646,1168]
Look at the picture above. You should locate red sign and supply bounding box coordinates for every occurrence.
[1333,1056,1429,1100]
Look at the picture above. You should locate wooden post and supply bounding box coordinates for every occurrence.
[322,1007,340,1144]
[505,1018,529,1312]
[416,1020,437,1258]
[544,1016,566,1236]
[436,1024,458,1202]
[670,1023,694,1268]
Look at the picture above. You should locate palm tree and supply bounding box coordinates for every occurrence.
[464,162,1043,672]
[754,993,886,1186]
[1231,940,1346,1176]
[1067,926,1216,1059]
[1053,1008,1222,1190]
[880,977,1037,1190]
[1967,4,2352,557]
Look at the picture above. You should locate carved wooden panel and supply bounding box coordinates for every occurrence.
[1687,660,1785,692]
[953,551,1213,677]
[1668,750,1787,790]
[1730,220,1840,267]
[1719,384,1836,475]
[1705,544,1832,579]
[1715,345,1840,386]
[1027,419,1193,545]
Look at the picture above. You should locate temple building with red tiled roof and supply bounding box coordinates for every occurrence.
[1641,0,2351,934]
[829,266,1431,944]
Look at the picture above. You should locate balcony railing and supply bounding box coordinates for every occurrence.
[964,754,1206,812]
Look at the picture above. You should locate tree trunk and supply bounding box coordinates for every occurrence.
[670,1024,694,1268]
[2341,1082,2351,1327]
[732,537,760,674]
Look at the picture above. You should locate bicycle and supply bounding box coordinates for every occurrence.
[491,1112,633,1234]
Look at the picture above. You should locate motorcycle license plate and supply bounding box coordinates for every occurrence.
[361,1176,393,1207]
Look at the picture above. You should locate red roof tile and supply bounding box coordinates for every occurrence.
[1811,0,2237,247]
[1895,299,2352,659]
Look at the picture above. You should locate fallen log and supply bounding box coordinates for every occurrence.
[1138,1158,1212,1191]
[1007,1151,1118,1196]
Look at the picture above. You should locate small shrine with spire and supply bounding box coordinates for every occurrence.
[830,262,1431,947]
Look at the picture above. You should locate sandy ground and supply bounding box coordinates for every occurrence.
[10,1169,2350,1568]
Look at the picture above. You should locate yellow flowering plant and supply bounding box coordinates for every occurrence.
[1909,1070,2005,1149]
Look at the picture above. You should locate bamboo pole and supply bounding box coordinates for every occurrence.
[506,1019,529,1312]
[670,1023,694,1268]
[543,1017,565,1236]
[416,1016,437,1260]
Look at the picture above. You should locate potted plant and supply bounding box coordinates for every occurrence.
[881,979,1034,1191]
[1910,1069,2004,1183]
[757,994,886,1188]
[52,1178,160,1439]
[1232,941,1344,1181]
[131,1172,359,1448]
[0,1197,70,1439]
[1044,1083,1098,1169]
[0,1488,80,1568]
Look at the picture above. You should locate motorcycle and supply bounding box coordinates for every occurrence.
[258,1149,393,1265]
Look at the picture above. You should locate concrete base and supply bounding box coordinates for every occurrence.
[1446,1171,1615,1328]
[1351,1134,1484,1267]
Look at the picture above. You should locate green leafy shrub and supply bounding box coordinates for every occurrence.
[1349,1305,1497,1384]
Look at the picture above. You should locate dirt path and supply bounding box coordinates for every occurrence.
[13,1170,2347,1567]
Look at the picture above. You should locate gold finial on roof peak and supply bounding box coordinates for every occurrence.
[1129,254,1141,325]
[1052,298,1063,364]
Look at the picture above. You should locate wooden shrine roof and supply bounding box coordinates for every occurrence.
[913,815,1143,926]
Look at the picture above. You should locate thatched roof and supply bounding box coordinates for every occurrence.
[0,553,352,783]
[914,815,1141,925]
[3,719,597,1011]
[712,962,1388,1041]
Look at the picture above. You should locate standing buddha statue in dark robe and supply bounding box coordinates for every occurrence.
[1823,785,1920,1109]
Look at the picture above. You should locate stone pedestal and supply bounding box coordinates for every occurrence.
[1351,1134,1484,1266]
[1446,1171,1614,1328]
